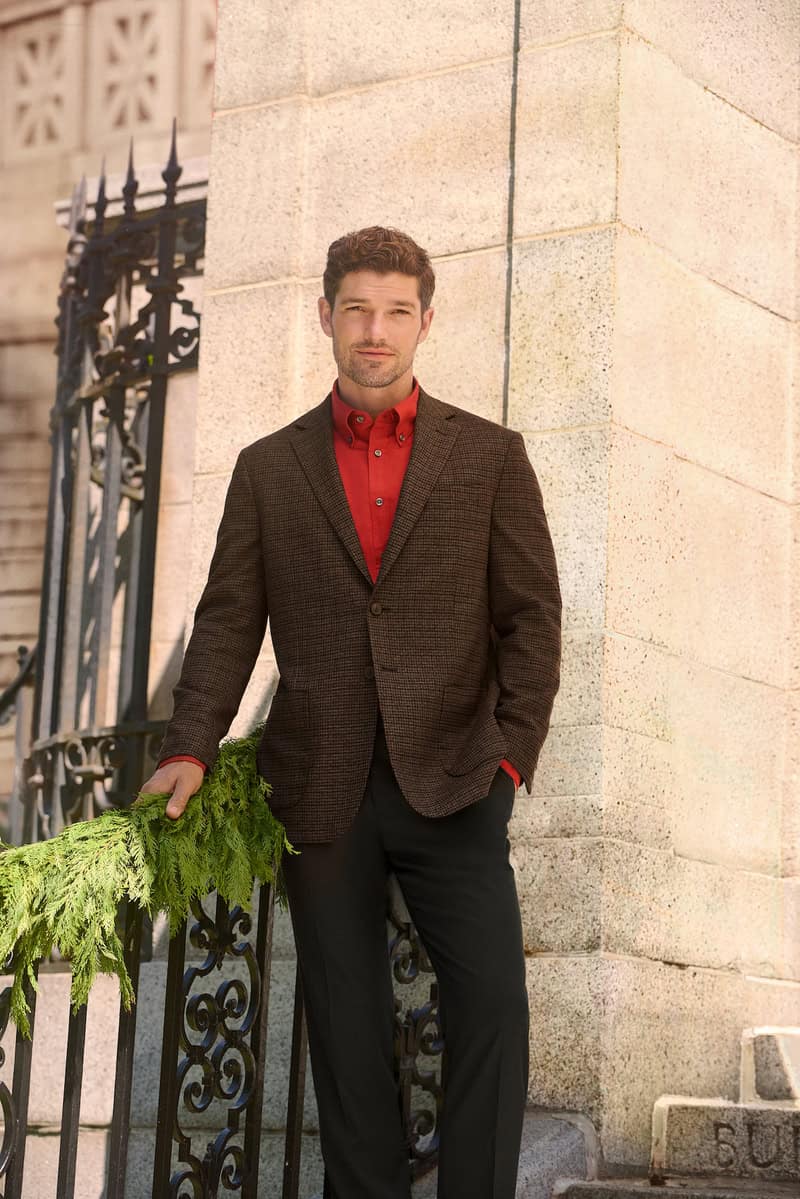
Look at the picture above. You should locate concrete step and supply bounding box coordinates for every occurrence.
[740,1027,800,1103]
[308,1109,595,1199]
[553,1182,800,1198]
[651,1096,800,1186]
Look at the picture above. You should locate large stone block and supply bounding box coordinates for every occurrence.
[650,1095,800,1183]
[625,0,800,142]
[519,1,622,48]
[790,504,800,693]
[669,657,784,876]
[526,722,603,799]
[618,31,795,317]
[514,835,603,954]
[514,34,619,236]
[150,500,194,645]
[194,282,306,472]
[784,688,800,878]
[603,634,671,743]
[740,1027,800,1104]
[0,971,120,1127]
[204,101,308,291]
[601,724,674,852]
[408,248,508,423]
[526,954,800,1168]
[521,428,609,634]
[14,1127,108,1199]
[668,456,790,686]
[213,0,307,110]
[302,60,512,275]
[606,430,674,650]
[601,840,797,978]
[553,629,603,730]
[308,0,515,95]
[509,230,614,432]
[612,228,793,500]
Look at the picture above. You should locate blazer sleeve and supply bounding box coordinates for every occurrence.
[153,448,269,775]
[488,431,562,795]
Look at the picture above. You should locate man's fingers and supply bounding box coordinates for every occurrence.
[165,788,190,820]
[138,762,203,818]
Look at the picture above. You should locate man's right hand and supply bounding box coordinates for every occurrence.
[139,761,205,820]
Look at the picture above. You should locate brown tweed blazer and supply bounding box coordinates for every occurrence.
[155,385,562,843]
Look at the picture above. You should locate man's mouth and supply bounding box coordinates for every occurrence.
[357,349,392,357]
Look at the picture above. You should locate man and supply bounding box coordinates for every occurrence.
[143,226,562,1199]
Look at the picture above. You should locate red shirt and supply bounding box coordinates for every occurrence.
[159,378,521,789]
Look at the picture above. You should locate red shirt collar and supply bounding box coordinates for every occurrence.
[331,377,419,447]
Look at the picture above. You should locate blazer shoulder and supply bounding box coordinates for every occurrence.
[237,395,330,463]
[429,393,518,447]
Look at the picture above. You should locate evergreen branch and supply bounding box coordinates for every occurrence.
[0,721,297,1037]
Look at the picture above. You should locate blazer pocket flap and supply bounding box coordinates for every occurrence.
[437,684,507,776]
[257,687,311,770]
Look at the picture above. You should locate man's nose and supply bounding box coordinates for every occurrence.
[364,314,387,341]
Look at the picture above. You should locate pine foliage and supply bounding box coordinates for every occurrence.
[0,721,296,1037]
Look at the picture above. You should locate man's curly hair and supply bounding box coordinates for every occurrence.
[323,226,435,313]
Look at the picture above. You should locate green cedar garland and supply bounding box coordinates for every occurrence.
[0,720,296,1038]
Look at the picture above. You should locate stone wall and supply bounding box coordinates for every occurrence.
[201,0,800,1169]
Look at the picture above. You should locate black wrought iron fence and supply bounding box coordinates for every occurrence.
[0,127,443,1197]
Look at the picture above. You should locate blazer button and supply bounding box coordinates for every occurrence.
[364,665,375,680]
[370,601,383,615]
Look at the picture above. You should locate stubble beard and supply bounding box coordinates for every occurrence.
[335,337,413,391]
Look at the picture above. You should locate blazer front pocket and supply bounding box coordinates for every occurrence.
[256,687,311,807]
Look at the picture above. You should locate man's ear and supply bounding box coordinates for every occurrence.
[417,306,434,345]
[318,295,333,337]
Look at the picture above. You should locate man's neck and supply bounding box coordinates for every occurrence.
[335,370,415,416]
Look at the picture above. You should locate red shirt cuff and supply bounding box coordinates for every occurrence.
[158,754,208,773]
[499,758,521,788]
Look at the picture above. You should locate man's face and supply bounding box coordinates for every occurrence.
[318,270,434,390]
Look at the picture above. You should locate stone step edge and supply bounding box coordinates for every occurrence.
[650,1095,800,1185]
[552,1178,800,1198]
[554,1184,800,1194]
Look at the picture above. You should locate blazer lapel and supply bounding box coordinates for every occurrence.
[376,386,461,585]
[289,385,462,588]
[289,394,372,584]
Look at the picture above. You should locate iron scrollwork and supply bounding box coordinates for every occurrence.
[387,876,445,1180]
[0,987,18,1184]
[161,893,269,1198]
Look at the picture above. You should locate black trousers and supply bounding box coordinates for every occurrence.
[281,709,529,1199]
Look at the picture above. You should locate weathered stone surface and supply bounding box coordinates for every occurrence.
[612,227,793,501]
[740,1027,800,1104]
[651,1095,800,1183]
[302,60,512,275]
[553,1181,799,1198]
[514,35,618,236]
[203,101,308,291]
[619,31,796,317]
[308,0,515,95]
[521,427,609,636]
[624,0,800,142]
[524,954,800,1169]
[508,230,614,434]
